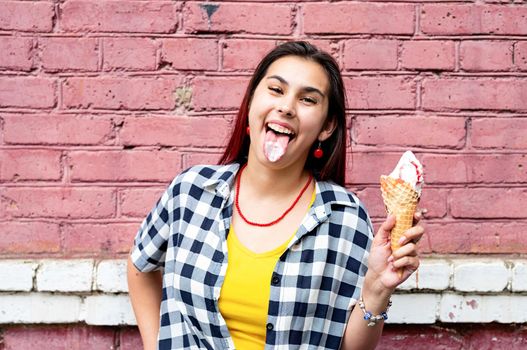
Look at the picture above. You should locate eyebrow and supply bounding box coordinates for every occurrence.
[266,75,326,98]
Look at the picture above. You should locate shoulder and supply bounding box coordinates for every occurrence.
[170,163,240,192]
[316,180,373,232]
[317,180,366,210]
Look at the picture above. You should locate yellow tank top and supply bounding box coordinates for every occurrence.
[218,190,316,349]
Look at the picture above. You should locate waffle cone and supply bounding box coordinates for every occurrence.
[380,175,419,253]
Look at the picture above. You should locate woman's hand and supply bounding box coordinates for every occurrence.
[365,211,425,293]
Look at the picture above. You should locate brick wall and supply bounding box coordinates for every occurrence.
[0,0,526,348]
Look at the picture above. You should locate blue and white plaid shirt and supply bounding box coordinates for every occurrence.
[131,163,373,350]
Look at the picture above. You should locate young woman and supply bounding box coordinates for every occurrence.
[127,41,424,350]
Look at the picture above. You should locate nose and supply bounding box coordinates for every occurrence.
[277,99,295,118]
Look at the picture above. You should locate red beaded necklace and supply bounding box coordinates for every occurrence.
[235,164,313,227]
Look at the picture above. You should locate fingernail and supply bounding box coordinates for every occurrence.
[398,236,407,245]
[387,255,394,263]
[421,208,428,214]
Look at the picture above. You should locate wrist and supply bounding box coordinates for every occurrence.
[361,274,393,312]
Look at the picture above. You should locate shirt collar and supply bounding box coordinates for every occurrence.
[202,163,241,200]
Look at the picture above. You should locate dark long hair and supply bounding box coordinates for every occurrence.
[219,41,347,186]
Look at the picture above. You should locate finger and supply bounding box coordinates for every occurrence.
[392,243,418,260]
[374,215,396,243]
[393,255,420,271]
[398,225,425,245]
[413,208,427,225]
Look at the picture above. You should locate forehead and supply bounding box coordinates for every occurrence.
[264,56,330,93]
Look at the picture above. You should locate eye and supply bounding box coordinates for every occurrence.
[302,96,317,104]
[268,86,283,94]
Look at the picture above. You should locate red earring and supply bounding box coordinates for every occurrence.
[246,126,250,135]
[313,141,324,159]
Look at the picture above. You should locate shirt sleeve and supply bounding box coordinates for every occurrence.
[130,177,178,272]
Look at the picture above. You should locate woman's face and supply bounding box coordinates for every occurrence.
[247,55,334,169]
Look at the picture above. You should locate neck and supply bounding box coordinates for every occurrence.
[241,160,311,198]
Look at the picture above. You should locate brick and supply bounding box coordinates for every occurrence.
[460,40,514,71]
[0,221,61,254]
[515,41,527,71]
[37,260,94,292]
[427,222,527,254]
[450,188,527,219]
[401,40,455,70]
[103,38,157,71]
[120,187,165,217]
[62,223,138,255]
[388,294,439,324]
[354,115,465,148]
[63,77,182,110]
[422,154,527,184]
[184,152,223,169]
[161,38,217,70]
[69,150,181,182]
[183,3,292,35]
[60,1,177,33]
[192,77,248,111]
[342,39,398,70]
[120,327,143,350]
[347,152,406,185]
[422,4,527,35]
[0,1,54,32]
[417,259,451,290]
[464,324,527,349]
[0,37,33,71]
[0,293,82,323]
[0,77,55,108]
[379,324,464,349]
[440,294,527,323]
[345,77,415,110]
[84,294,136,325]
[0,149,62,181]
[120,116,230,148]
[223,39,276,71]
[396,272,417,290]
[355,186,447,220]
[304,3,415,35]
[40,37,98,72]
[422,78,527,111]
[0,187,116,219]
[453,260,509,292]
[471,118,527,149]
[2,114,114,146]
[2,325,116,350]
[511,261,527,292]
[0,260,37,291]
[96,260,127,293]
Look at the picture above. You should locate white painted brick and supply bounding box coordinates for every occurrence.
[96,260,128,293]
[453,260,509,292]
[83,295,137,326]
[387,294,439,324]
[511,261,527,292]
[0,293,82,323]
[416,259,451,290]
[36,259,94,292]
[440,293,527,323]
[396,272,417,290]
[0,261,37,291]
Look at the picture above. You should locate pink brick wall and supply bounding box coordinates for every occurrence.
[1,0,525,346]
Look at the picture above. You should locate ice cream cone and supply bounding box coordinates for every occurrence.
[380,175,419,277]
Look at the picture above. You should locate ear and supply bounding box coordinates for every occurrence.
[318,117,337,142]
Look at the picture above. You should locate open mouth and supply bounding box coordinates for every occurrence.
[266,122,295,141]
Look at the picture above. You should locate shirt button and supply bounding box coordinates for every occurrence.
[266,323,274,331]
[271,275,280,285]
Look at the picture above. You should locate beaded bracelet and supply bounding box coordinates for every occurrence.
[358,295,392,327]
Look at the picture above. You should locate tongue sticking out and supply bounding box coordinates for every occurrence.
[264,130,290,162]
